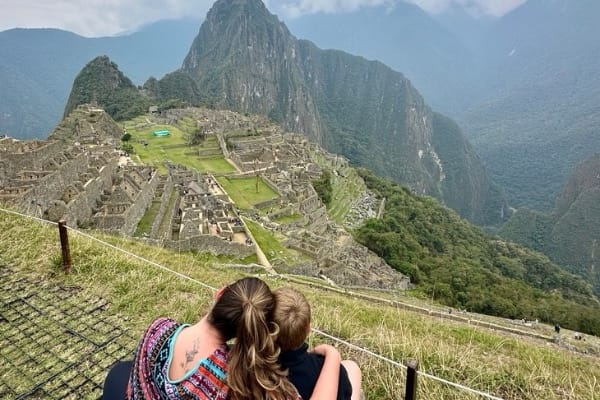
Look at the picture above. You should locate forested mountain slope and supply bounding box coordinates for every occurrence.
[167,0,508,225]
[355,168,600,335]
[500,153,600,297]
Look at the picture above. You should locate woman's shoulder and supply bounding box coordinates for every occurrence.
[139,317,180,344]
[148,316,178,330]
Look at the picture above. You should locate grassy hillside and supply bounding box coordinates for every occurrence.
[1,209,599,400]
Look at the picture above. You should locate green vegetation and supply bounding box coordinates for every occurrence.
[244,218,308,266]
[312,169,333,206]
[156,189,179,240]
[143,71,202,106]
[64,56,150,121]
[134,201,161,237]
[499,154,600,297]
[122,117,235,174]
[216,176,279,210]
[2,210,600,400]
[353,169,600,335]
[310,150,367,224]
[272,213,302,224]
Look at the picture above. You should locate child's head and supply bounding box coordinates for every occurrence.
[273,286,311,351]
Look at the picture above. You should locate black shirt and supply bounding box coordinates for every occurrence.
[279,343,352,400]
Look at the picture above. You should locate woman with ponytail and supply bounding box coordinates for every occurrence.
[109,277,340,400]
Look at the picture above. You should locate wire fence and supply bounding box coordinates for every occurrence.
[0,207,504,400]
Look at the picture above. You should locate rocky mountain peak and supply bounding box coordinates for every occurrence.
[175,0,508,225]
[64,56,148,122]
[207,0,273,19]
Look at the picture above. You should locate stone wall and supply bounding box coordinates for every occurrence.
[63,175,109,227]
[146,235,255,257]
[0,140,65,172]
[120,170,160,235]
[14,153,93,216]
[254,198,280,210]
[216,134,230,158]
[150,176,175,239]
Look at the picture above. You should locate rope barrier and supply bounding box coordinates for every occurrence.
[0,207,504,399]
[311,329,503,400]
[0,207,58,226]
[66,227,217,292]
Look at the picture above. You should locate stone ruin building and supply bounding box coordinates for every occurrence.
[151,165,255,258]
[223,129,409,289]
[0,105,409,289]
[0,136,157,235]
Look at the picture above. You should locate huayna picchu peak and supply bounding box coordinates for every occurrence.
[172,0,510,226]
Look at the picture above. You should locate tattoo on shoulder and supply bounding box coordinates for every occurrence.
[184,338,200,367]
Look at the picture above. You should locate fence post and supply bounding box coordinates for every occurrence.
[58,220,72,273]
[405,359,419,400]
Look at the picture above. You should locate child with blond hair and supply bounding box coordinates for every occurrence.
[274,286,363,400]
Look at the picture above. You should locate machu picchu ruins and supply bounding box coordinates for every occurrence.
[0,105,410,289]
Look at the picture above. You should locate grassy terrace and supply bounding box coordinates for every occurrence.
[310,150,367,224]
[122,116,236,174]
[134,200,161,237]
[1,210,599,399]
[216,176,279,210]
[244,218,309,267]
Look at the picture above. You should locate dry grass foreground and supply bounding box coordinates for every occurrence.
[0,209,599,400]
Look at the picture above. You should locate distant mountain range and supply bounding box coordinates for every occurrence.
[0,19,200,138]
[288,0,600,211]
[3,0,599,214]
[63,0,508,226]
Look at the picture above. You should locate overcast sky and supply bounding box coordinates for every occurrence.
[1,0,527,37]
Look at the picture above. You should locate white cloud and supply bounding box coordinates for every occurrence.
[0,0,214,37]
[271,0,526,18]
[272,0,395,18]
[407,0,527,16]
[0,0,527,37]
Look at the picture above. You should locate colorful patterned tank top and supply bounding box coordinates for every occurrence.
[127,317,229,400]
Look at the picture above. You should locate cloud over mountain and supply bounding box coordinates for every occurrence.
[274,0,526,18]
[1,0,526,37]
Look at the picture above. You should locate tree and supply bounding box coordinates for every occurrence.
[185,127,207,145]
[312,169,333,206]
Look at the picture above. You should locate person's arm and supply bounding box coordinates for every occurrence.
[308,344,341,400]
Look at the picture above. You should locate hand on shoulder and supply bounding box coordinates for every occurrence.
[311,344,341,362]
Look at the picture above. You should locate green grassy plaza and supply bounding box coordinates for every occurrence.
[216,176,279,210]
[122,117,236,174]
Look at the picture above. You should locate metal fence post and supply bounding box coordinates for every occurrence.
[58,220,71,273]
[405,359,419,400]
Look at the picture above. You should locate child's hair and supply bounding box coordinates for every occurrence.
[273,287,311,351]
[209,277,298,400]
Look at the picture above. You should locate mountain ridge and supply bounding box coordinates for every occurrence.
[500,153,600,296]
[0,20,200,138]
[166,0,509,226]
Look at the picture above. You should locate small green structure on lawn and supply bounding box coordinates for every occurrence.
[152,129,170,137]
